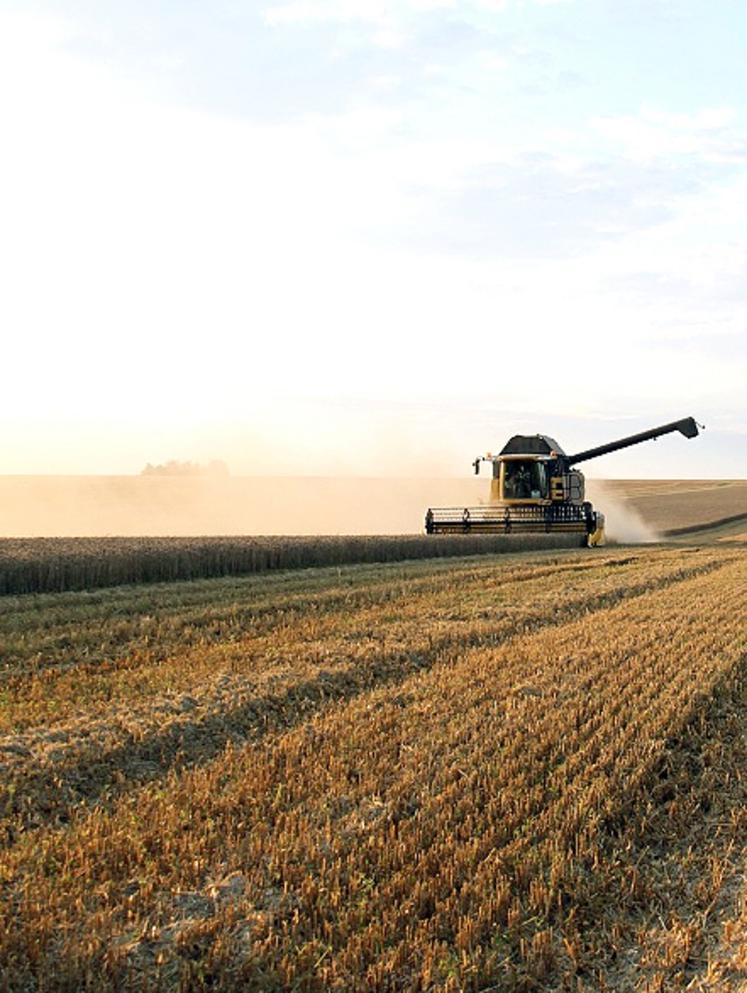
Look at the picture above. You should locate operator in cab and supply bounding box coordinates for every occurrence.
[505,462,532,499]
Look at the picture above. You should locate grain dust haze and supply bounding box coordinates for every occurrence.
[2,475,729,542]
[0,475,486,537]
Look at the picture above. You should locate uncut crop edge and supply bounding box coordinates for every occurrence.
[0,533,586,596]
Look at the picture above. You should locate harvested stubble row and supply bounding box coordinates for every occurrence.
[0,546,745,992]
[0,549,646,679]
[0,547,712,726]
[0,549,718,842]
[0,533,585,595]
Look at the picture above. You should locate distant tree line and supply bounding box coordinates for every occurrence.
[140,460,230,477]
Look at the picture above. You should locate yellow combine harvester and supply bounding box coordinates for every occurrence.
[425,417,701,546]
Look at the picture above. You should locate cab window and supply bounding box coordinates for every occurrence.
[504,461,548,499]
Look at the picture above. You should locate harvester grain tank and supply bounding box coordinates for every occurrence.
[425,417,701,546]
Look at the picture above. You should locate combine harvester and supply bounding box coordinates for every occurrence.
[425,417,701,547]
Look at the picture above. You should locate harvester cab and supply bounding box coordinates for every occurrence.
[425,417,701,546]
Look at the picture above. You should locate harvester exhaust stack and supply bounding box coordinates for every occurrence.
[425,416,702,546]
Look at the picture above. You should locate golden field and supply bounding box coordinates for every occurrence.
[0,534,585,596]
[1,532,747,991]
[610,479,747,534]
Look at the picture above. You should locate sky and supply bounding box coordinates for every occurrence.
[1,0,746,478]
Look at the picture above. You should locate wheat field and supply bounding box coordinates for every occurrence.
[1,539,747,991]
[0,534,585,596]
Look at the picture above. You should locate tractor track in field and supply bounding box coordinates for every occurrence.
[664,510,747,537]
[0,555,730,847]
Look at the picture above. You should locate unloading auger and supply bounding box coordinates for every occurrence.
[425,417,702,546]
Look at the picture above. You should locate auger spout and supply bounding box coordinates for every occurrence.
[566,417,700,467]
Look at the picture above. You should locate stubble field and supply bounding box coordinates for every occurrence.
[1,526,747,991]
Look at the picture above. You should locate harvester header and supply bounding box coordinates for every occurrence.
[426,416,702,546]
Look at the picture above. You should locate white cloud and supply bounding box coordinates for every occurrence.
[263,0,455,26]
[262,0,570,28]
[592,106,742,163]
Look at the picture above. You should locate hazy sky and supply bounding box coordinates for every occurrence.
[2,0,746,477]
